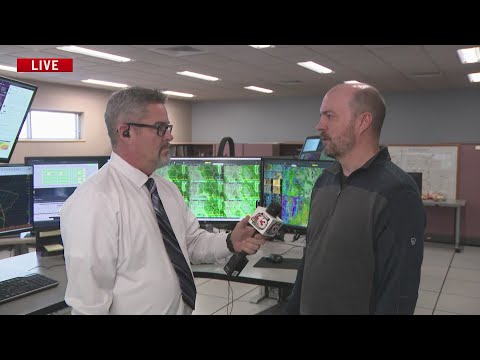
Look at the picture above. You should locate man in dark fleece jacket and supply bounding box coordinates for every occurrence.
[286,83,425,315]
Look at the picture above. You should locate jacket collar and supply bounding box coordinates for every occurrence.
[327,146,390,176]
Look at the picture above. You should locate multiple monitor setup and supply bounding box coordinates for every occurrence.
[156,157,334,236]
[0,76,37,237]
[0,156,110,237]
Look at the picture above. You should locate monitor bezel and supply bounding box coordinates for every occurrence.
[0,75,38,164]
[159,157,263,223]
[261,157,334,231]
[0,164,34,236]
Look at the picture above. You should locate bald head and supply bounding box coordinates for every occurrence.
[326,83,386,137]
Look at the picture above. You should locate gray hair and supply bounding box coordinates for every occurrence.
[104,86,168,146]
[349,85,386,137]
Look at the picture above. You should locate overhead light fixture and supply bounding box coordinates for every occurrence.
[457,47,480,64]
[162,90,195,98]
[297,61,334,74]
[57,46,131,62]
[249,45,274,49]
[468,72,480,83]
[344,80,361,84]
[244,86,274,94]
[0,64,16,72]
[177,71,219,81]
[82,79,129,88]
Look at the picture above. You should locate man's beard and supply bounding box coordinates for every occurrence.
[323,124,355,159]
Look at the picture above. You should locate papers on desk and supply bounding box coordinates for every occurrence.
[43,244,64,252]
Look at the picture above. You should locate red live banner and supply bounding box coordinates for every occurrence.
[17,58,73,72]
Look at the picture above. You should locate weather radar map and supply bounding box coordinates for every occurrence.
[262,159,333,229]
[156,158,261,221]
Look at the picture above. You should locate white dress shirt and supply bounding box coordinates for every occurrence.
[61,152,231,315]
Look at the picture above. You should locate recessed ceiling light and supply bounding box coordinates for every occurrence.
[177,71,219,81]
[244,86,274,94]
[457,47,480,64]
[249,45,274,49]
[468,72,480,83]
[297,61,334,74]
[57,46,131,62]
[162,90,195,98]
[344,80,361,84]
[81,79,129,88]
[0,64,16,72]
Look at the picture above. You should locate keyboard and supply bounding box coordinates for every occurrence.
[0,273,59,305]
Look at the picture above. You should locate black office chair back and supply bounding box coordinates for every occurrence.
[217,137,235,157]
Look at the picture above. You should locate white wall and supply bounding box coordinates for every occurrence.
[192,89,480,145]
[10,80,192,164]
[192,97,321,143]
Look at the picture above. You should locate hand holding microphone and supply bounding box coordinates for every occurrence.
[224,202,283,277]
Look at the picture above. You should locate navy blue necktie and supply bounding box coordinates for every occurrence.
[146,178,196,310]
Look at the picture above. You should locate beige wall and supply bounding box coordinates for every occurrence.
[10,80,192,164]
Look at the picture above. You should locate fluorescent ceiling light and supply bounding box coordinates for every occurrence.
[162,90,195,98]
[468,72,480,83]
[57,46,131,62]
[177,71,219,81]
[82,79,129,88]
[244,86,273,94]
[297,61,334,74]
[249,45,274,49]
[344,80,361,84]
[457,47,480,64]
[0,64,16,72]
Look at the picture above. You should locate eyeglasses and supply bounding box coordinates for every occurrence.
[125,122,173,137]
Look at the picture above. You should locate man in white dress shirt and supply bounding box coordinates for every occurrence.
[60,87,266,315]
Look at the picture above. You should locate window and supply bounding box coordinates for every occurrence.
[19,110,80,140]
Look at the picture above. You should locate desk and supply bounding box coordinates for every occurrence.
[423,199,466,253]
[192,236,303,302]
[0,234,36,256]
[0,253,67,315]
[0,238,302,314]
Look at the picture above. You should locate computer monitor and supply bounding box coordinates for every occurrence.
[0,164,34,236]
[407,172,422,195]
[0,76,38,163]
[24,156,110,229]
[299,136,323,160]
[155,157,262,223]
[262,158,333,230]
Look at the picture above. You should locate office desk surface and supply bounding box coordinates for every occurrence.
[423,199,466,207]
[0,253,67,315]
[192,238,303,288]
[0,237,304,314]
[0,235,36,247]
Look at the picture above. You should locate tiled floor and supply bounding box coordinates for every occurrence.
[193,241,480,315]
[2,241,479,315]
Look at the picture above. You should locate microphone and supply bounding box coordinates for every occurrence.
[224,202,283,277]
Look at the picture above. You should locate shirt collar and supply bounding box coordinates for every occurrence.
[109,151,150,189]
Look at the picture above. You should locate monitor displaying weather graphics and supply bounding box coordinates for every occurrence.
[0,165,34,235]
[262,159,332,229]
[156,158,261,222]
